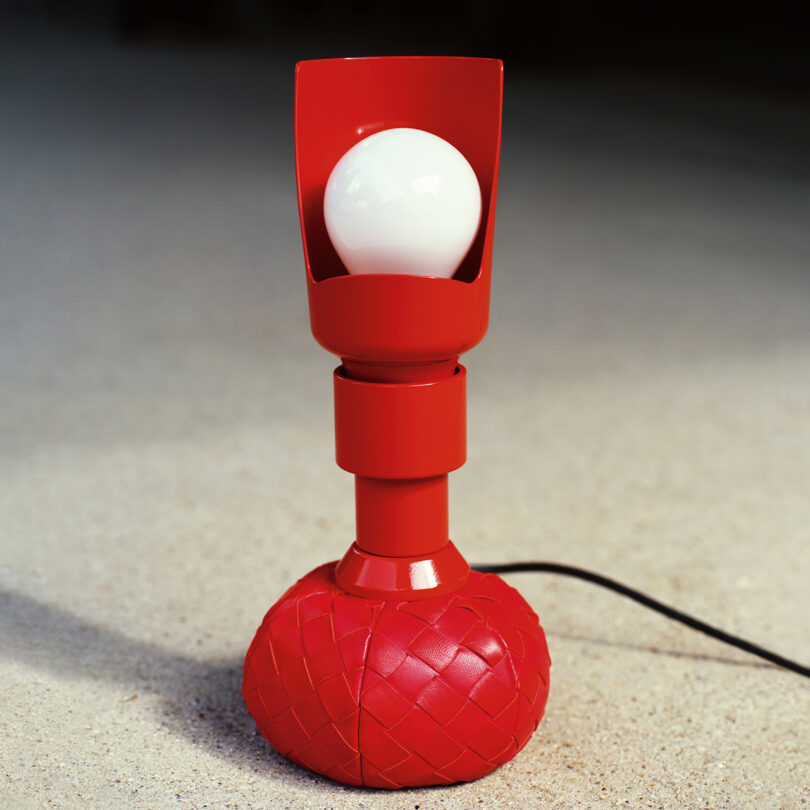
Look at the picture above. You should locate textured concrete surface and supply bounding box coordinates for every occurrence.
[2,18,809,810]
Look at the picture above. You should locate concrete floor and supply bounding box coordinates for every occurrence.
[2,17,809,810]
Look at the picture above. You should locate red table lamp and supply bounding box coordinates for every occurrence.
[243,56,551,788]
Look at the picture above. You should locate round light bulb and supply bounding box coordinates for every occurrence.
[323,127,482,278]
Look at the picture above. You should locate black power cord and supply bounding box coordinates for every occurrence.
[472,561,810,680]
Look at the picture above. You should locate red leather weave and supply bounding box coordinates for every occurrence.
[243,563,550,788]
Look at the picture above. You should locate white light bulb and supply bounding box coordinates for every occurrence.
[323,127,482,278]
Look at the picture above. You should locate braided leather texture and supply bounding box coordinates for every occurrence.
[243,563,550,788]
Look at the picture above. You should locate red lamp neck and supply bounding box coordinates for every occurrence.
[341,358,458,384]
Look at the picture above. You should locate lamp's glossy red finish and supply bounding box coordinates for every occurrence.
[243,57,551,789]
[333,365,466,481]
[295,56,503,363]
[296,56,503,595]
[335,542,470,600]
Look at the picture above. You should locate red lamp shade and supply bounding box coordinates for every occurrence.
[295,56,503,364]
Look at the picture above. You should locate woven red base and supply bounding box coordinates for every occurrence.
[243,563,550,788]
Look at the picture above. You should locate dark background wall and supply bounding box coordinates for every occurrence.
[31,0,810,96]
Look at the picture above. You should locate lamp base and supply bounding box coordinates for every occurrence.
[243,562,551,788]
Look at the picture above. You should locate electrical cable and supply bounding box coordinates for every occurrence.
[472,561,810,680]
